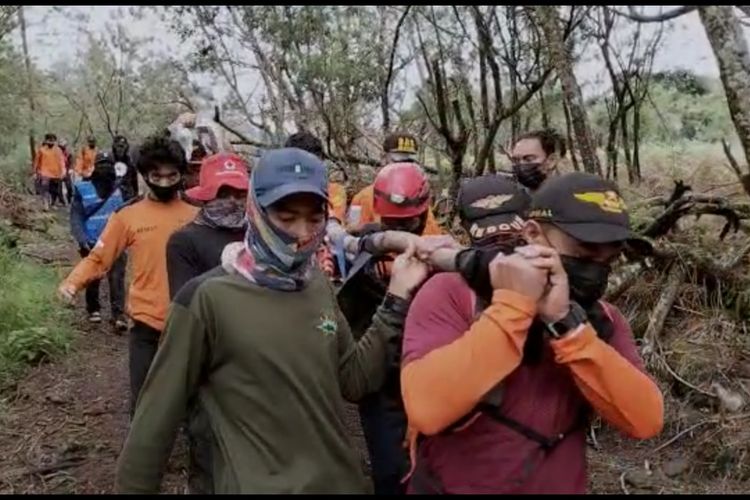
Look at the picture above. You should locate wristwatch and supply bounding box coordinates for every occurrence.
[545,301,588,339]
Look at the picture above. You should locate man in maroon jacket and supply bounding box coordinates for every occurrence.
[400,172,664,494]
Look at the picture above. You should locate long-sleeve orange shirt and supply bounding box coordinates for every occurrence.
[74,146,97,178]
[346,184,442,235]
[63,197,198,332]
[34,145,66,179]
[400,272,664,493]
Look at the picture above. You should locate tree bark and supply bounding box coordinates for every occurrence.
[699,6,750,187]
[539,86,549,129]
[562,99,580,172]
[508,6,521,144]
[632,99,642,183]
[620,109,633,173]
[534,6,602,176]
[606,117,618,181]
[477,50,490,177]
[19,6,35,164]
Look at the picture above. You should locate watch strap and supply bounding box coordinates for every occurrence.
[383,292,411,317]
[546,301,587,338]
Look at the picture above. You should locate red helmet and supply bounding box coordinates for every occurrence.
[373,162,431,218]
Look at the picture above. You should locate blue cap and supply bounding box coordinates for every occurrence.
[253,147,328,207]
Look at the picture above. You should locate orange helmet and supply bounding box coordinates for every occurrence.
[373,162,431,218]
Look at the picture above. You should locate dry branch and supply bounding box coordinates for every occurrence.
[720,138,750,197]
[641,263,686,360]
[641,192,750,239]
[721,138,744,177]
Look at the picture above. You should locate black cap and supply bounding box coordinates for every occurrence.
[457,175,531,243]
[94,151,114,167]
[529,172,634,244]
[383,132,418,155]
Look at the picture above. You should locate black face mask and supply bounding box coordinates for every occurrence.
[382,212,428,236]
[560,255,611,310]
[512,162,547,190]
[147,182,181,202]
[113,143,128,159]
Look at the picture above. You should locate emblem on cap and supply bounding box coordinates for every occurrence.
[470,194,513,210]
[574,191,626,214]
[224,160,237,171]
[390,193,406,204]
[294,164,302,174]
[397,137,417,154]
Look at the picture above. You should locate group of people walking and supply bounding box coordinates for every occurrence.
[52,121,663,494]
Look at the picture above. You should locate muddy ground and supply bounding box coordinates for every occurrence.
[0,207,745,494]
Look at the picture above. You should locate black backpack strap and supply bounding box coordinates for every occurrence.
[477,404,568,450]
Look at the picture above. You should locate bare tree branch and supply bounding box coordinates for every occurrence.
[611,5,697,23]
[382,5,412,133]
[95,91,115,139]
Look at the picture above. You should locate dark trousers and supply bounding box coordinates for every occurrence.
[129,321,160,417]
[48,178,64,206]
[358,391,409,495]
[63,175,73,204]
[79,248,126,317]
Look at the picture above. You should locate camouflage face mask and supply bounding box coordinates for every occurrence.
[197,197,247,230]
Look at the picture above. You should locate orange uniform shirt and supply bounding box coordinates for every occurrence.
[34,146,65,179]
[328,181,347,222]
[74,146,97,178]
[347,184,443,236]
[400,274,664,489]
[63,197,199,331]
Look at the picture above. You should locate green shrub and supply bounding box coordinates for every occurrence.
[0,142,34,189]
[0,244,73,388]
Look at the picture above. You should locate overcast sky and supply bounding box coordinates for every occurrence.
[15,6,750,113]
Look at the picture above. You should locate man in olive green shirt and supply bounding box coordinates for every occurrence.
[116,147,430,493]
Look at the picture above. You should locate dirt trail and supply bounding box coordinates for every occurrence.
[0,207,184,493]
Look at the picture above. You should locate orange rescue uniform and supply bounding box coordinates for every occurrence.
[328,181,347,222]
[34,146,65,179]
[62,197,198,331]
[400,280,664,486]
[347,184,442,235]
[74,146,98,178]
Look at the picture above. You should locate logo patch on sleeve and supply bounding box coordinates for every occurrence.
[317,314,338,337]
